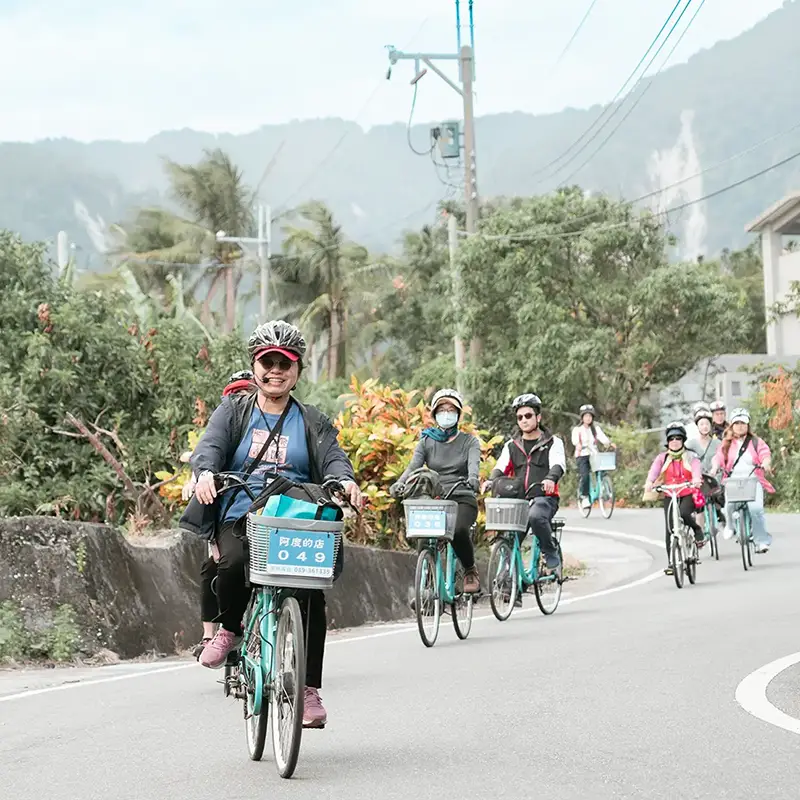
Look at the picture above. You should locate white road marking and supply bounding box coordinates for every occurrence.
[0,524,661,704]
[735,651,800,736]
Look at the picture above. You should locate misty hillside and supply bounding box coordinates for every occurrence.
[2,0,800,266]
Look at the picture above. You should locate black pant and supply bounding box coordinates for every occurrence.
[215,521,328,688]
[414,501,477,569]
[520,496,559,560]
[577,455,591,497]
[200,555,218,622]
[662,495,702,556]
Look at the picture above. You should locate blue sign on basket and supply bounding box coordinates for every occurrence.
[407,508,447,537]
[267,529,335,577]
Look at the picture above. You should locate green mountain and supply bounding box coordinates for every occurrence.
[2,1,799,265]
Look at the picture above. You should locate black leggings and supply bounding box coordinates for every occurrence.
[200,555,218,623]
[577,455,591,497]
[415,501,477,569]
[662,495,702,556]
[215,521,328,688]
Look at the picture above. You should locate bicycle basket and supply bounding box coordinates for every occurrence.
[484,498,528,532]
[402,499,457,541]
[246,513,344,590]
[589,451,616,472]
[724,477,758,504]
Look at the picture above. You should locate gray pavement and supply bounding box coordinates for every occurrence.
[1,509,798,799]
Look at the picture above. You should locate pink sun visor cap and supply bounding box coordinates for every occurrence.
[253,346,300,362]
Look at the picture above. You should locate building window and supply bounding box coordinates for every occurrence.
[732,380,742,397]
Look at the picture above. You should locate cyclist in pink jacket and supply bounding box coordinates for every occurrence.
[710,408,774,553]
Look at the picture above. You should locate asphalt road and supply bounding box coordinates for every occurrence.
[1,509,798,800]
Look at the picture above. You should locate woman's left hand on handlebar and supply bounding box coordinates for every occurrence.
[542,478,556,495]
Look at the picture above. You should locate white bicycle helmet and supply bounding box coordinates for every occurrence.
[430,388,464,414]
[248,320,307,362]
[710,400,726,412]
[512,393,542,413]
[729,407,751,425]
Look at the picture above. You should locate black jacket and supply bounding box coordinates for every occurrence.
[178,390,355,541]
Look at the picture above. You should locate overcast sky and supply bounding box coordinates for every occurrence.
[0,0,786,143]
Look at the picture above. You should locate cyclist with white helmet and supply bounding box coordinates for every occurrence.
[180,320,362,728]
[391,388,483,594]
[709,400,727,440]
[711,407,775,553]
[571,403,615,510]
[484,393,566,571]
[686,403,725,525]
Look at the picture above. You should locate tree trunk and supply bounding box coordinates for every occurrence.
[328,306,341,380]
[202,271,222,327]
[225,266,235,332]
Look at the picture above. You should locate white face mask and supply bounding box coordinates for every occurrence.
[435,411,459,430]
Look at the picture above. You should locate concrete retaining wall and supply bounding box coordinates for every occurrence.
[0,517,416,660]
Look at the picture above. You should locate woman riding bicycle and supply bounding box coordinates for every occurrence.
[571,403,615,511]
[390,388,482,595]
[644,422,704,574]
[179,320,362,728]
[685,403,725,526]
[710,407,774,553]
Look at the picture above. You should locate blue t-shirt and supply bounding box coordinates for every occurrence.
[221,402,310,522]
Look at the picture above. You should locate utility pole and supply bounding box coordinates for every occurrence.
[448,212,466,393]
[216,202,272,327]
[386,1,482,376]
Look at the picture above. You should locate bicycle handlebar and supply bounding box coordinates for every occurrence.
[654,482,694,493]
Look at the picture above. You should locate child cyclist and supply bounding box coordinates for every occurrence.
[644,422,704,575]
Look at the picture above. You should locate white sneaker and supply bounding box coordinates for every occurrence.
[722,527,735,541]
[580,497,591,510]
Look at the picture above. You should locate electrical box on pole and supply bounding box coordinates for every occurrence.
[434,120,461,159]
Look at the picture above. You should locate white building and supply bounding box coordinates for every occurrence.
[745,192,800,356]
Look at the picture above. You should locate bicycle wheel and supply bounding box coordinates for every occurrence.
[686,536,697,585]
[707,507,719,561]
[744,509,754,568]
[670,536,684,588]
[245,663,268,761]
[534,542,563,615]
[414,548,440,647]
[451,559,474,640]
[737,512,749,572]
[488,537,517,621]
[270,595,305,779]
[577,483,592,518]
[598,474,615,519]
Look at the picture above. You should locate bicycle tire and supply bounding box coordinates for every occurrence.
[686,537,697,585]
[671,537,684,588]
[451,559,474,640]
[414,548,440,647]
[270,595,305,779]
[577,484,592,518]
[738,512,749,572]
[488,538,517,621]
[598,474,615,519]
[534,542,563,615]
[708,508,719,561]
[245,664,268,761]
[745,509,754,567]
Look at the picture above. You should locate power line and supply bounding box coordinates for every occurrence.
[557,0,706,186]
[541,0,696,188]
[406,83,436,156]
[458,144,800,242]
[551,0,601,71]
[523,0,685,183]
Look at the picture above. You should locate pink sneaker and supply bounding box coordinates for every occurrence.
[198,628,240,669]
[303,687,327,728]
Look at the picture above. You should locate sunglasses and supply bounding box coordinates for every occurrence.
[667,435,684,442]
[517,412,535,421]
[258,355,294,371]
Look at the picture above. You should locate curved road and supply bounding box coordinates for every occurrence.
[1,509,798,799]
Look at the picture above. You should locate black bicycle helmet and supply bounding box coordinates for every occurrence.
[512,393,542,413]
[248,320,307,363]
[579,403,596,417]
[664,422,687,442]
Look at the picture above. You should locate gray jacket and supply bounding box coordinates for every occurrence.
[178,390,355,540]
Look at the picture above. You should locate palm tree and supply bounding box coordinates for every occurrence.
[111,149,255,332]
[277,201,371,380]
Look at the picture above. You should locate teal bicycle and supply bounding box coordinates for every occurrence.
[700,475,721,561]
[485,490,565,619]
[212,473,349,778]
[402,479,475,648]
[723,475,758,572]
[577,451,616,519]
